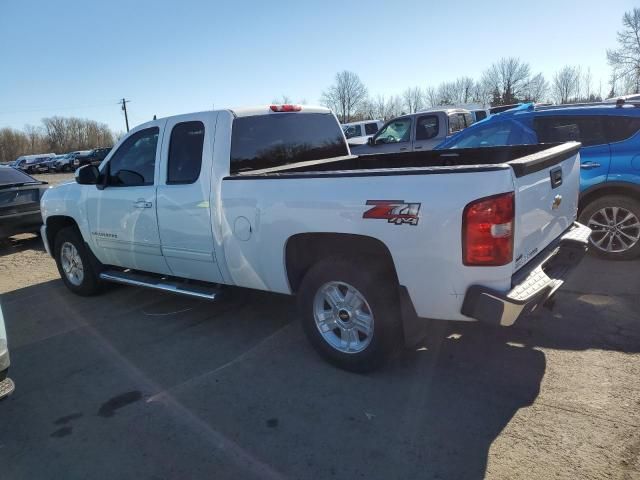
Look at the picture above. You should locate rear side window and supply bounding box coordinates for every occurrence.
[167,121,205,184]
[474,110,488,121]
[415,115,439,140]
[364,122,379,135]
[230,113,348,174]
[534,116,606,147]
[604,116,640,143]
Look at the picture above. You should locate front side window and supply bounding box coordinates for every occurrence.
[230,113,348,174]
[343,124,363,139]
[415,115,439,140]
[604,116,640,143]
[374,117,412,144]
[364,122,379,135]
[167,121,204,184]
[534,116,606,147]
[107,127,159,186]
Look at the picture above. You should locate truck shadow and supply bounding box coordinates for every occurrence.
[0,278,638,479]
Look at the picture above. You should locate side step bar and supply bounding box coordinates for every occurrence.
[99,270,221,301]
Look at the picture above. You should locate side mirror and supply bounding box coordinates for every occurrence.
[367,136,375,146]
[75,164,99,185]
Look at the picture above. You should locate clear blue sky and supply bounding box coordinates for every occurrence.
[0,0,635,132]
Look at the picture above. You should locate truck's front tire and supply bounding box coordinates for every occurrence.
[297,257,401,372]
[54,227,102,296]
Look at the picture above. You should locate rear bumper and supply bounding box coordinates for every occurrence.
[461,222,591,327]
[0,210,42,238]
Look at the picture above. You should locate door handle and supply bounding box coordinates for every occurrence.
[580,162,601,170]
[134,199,152,209]
[399,147,408,151]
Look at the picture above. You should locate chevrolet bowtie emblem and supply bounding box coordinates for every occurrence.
[552,194,562,209]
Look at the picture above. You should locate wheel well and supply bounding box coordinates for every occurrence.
[46,216,78,250]
[285,233,398,293]
[580,183,640,213]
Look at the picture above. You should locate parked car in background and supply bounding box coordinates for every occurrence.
[0,302,14,400]
[0,166,48,239]
[437,101,640,260]
[41,104,589,371]
[350,108,474,155]
[73,147,112,169]
[12,154,56,174]
[605,93,640,103]
[53,151,90,172]
[342,120,384,145]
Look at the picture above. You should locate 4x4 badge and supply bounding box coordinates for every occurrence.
[363,200,421,226]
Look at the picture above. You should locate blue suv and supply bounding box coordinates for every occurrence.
[437,103,640,260]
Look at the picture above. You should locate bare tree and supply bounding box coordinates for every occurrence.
[482,57,532,105]
[271,95,292,104]
[402,86,423,113]
[320,71,368,123]
[423,87,438,108]
[523,73,549,102]
[607,8,640,94]
[552,66,581,104]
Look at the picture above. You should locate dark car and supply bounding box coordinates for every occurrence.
[73,147,112,169]
[0,166,48,239]
[52,151,90,172]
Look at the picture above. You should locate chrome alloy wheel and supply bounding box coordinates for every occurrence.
[313,281,374,354]
[60,241,84,286]
[587,206,640,253]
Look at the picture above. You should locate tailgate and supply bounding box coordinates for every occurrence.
[509,142,581,272]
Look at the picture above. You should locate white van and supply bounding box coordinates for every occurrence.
[12,153,56,174]
[342,120,384,145]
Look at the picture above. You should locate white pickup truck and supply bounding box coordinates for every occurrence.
[41,104,591,371]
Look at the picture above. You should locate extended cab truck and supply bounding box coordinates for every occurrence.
[40,105,590,371]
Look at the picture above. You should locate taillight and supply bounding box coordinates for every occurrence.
[270,104,302,112]
[462,192,514,266]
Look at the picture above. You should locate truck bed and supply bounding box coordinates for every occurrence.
[233,142,580,178]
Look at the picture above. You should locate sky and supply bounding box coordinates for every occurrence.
[0,0,635,133]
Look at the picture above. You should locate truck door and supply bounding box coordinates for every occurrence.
[413,114,441,151]
[86,124,171,275]
[156,114,224,283]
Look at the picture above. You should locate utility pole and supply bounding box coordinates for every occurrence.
[120,98,130,132]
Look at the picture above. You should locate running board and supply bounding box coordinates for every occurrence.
[99,270,221,300]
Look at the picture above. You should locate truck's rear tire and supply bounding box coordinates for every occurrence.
[54,227,103,296]
[579,195,640,260]
[297,256,401,372]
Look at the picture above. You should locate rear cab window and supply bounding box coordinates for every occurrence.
[230,113,348,174]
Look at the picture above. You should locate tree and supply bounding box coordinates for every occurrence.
[607,8,640,94]
[523,73,549,103]
[271,95,292,104]
[320,71,368,123]
[423,87,438,108]
[402,86,423,113]
[552,66,580,104]
[482,57,531,105]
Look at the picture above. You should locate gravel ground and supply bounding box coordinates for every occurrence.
[0,182,638,479]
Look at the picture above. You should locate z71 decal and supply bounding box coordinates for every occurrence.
[363,200,421,226]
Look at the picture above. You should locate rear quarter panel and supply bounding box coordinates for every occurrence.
[220,168,516,321]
